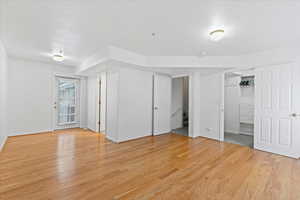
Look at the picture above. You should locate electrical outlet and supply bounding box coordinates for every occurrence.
[206,128,212,132]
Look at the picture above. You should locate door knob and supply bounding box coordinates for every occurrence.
[291,113,299,117]
[154,107,158,110]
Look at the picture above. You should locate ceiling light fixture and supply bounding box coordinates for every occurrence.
[209,29,225,41]
[53,50,65,62]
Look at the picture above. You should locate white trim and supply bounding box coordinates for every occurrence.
[106,135,118,143]
[254,144,299,159]
[9,129,53,137]
[54,125,80,130]
[239,131,253,136]
[54,74,81,80]
[154,72,172,78]
[172,74,190,78]
[225,130,240,135]
[58,122,78,126]
[0,136,7,151]
[153,130,171,136]
[196,134,221,141]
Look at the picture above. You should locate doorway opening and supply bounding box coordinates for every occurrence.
[224,70,254,148]
[171,76,189,137]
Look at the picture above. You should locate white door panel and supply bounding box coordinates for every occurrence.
[153,74,171,135]
[199,73,223,140]
[255,63,300,158]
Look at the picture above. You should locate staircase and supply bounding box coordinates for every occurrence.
[183,112,189,127]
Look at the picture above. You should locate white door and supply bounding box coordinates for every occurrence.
[153,74,172,135]
[54,77,80,130]
[255,63,300,158]
[198,73,224,141]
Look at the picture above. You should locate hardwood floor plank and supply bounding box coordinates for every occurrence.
[0,128,299,200]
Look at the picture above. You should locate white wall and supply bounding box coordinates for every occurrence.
[7,57,83,136]
[189,72,200,138]
[87,75,98,132]
[171,78,183,129]
[0,40,7,150]
[80,77,88,129]
[106,69,120,141]
[117,68,153,142]
[105,67,153,142]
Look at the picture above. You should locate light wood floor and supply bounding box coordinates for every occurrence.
[1,128,300,200]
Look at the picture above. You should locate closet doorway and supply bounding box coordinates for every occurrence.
[223,70,254,148]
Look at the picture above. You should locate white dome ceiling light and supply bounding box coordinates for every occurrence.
[209,29,225,41]
[53,50,65,62]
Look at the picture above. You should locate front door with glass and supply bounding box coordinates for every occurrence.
[54,77,80,130]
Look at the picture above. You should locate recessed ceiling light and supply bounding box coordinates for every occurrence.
[209,29,225,41]
[53,50,65,62]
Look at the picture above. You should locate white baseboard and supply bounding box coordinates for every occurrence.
[100,129,106,134]
[254,143,299,159]
[154,130,171,136]
[0,136,7,151]
[117,133,153,143]
[239,131,253,136]
[105,135,118,143]
[199,133,221,141]
[9,129,53,137]
[224,130,240,134]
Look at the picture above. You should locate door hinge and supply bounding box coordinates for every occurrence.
[98,121,100,125]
